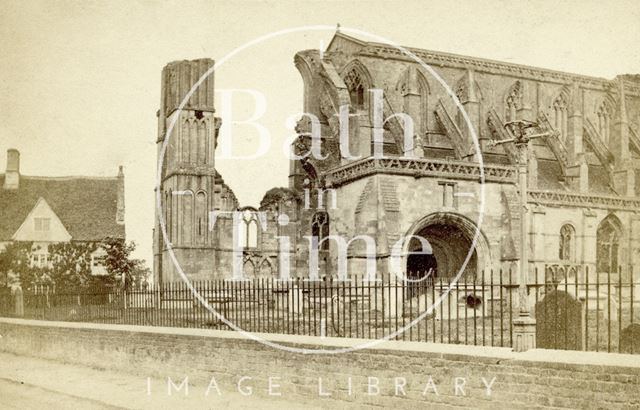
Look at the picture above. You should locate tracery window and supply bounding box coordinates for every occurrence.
[596,217,620,274]
[345,69,365,110]
[311,211,330,251]
[559,224,575,261]
[238,209,258,249]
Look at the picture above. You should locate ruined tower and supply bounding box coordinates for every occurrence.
[153,59,224,283]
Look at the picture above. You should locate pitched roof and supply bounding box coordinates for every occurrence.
[0,174,125,241]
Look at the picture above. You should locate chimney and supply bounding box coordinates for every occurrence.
[3,149,20,190]
[116,165,125,224]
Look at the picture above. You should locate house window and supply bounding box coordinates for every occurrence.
[559,224,575,261]
[91,249,108,276]
[34,218,50,232]
[30,253,49,268]
[92,254,106,268]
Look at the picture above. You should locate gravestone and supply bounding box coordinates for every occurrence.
[535,290,584,350]
[620,323,640,354]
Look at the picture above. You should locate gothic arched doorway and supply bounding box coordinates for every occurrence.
[404,212,489,281]
[596,215,622,274]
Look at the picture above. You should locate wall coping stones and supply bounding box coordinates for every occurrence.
[2,317,639,371]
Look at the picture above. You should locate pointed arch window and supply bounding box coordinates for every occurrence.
[597,101,612,144]
[553,94,568,143]
[559,224,575,261]
[311,211,330,251]
[238,209,258,249]
[259,259,274,277]
[345,69,366,110]
[195,191,207,245]
[596,217,620,274]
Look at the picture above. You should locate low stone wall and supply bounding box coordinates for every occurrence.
[0,318,639,409]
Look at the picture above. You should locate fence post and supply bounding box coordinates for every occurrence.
[512,266,536,352]
[512,315,536,352]
[13,286,24,317]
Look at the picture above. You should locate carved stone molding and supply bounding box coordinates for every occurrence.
[324,157,516,187]
[529,190,640,211]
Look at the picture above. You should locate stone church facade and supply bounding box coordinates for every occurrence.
[153,32,640,284]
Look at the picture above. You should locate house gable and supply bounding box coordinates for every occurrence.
[12,197,72,242]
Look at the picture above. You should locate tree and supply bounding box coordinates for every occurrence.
[47,242,97,292]
[0,239,150,292]
[0,242,49,289]
[101,238,150,289]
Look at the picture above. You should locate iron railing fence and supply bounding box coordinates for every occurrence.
[0,267,637,353]
[535,264,639,353]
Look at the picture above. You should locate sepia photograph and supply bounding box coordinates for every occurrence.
[0,0,639,408]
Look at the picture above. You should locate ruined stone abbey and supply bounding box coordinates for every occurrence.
[153,31,640,285]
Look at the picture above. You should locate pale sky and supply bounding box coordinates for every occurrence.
[1,0,639,265]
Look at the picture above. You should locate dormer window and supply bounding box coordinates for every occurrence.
[34,217,50,232]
